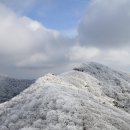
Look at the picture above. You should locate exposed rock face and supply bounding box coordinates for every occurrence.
[0,63,130,130]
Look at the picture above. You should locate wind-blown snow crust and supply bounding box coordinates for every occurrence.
[0,62,130,130]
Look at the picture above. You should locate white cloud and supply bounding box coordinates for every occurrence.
[105,49,130,65]
[1,1,130,78]
[16,53,48,67]
[0,3,60,55]
[68,46,100,62]
[0,4,60,55]
[84,48,130,72]
[73,0,130,72]
[78,0,130,48]
[0,3,71,78]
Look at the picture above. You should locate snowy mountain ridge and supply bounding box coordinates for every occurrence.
[74,62,130,112]
[0,62,130,130]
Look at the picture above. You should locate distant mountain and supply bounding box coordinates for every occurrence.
[0,75,35,103]
[0,62,130,130]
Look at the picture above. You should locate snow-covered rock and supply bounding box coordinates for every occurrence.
[0,62,130,130]
[0,75,34,103]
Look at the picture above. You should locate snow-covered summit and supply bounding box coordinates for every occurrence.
[73,62,130,84]
[73,62,130,112]
[0,62,130,130]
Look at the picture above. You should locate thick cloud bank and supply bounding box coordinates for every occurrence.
[78,0,130,48]
[0,3,72,78]
[0,0,130,78]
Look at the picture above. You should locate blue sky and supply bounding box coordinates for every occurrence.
[28,0,89,31]
[2,0,89,31]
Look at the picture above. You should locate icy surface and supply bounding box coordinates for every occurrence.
[0,75,34,103]
[0,63,130,130]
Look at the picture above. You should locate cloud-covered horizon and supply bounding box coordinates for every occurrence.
[0,0,130,79]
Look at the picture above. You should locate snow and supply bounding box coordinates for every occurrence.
[73,62,130,113]
[0,75,34,103]
[0,62,130,130]
[61,71,104,97]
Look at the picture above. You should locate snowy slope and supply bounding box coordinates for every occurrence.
[0,63,130,130]
[0,75,34,103]
[73,62,130,86]
[73,62,130,113]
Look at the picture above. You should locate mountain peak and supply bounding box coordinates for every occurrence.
[74,62,111,72]
[0,62,130,130]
